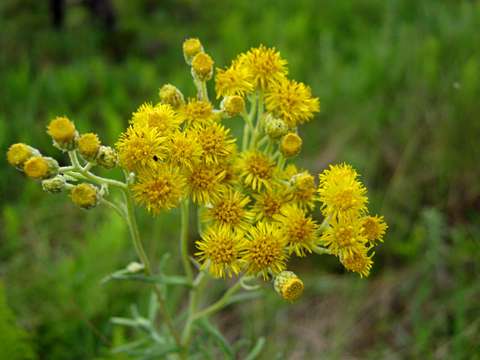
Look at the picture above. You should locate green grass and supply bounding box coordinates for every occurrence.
[1,0,479,358]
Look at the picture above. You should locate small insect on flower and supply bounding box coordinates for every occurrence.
[179,99,217,125]
[215,60,254,98]
[265,77,320,127]
[166,130,202,170]
[274,271,304,302]
[186,163,226,204]
[131,164,186,214]
[195,122,236,165]
[339,246,373,278]
[195,225,247,278]
[237,45,288,90]
[238,151,276,191]
[241,221,288,279]
[361,215,388,244]
[318,163,368,218]
[192,52,214,81]
[131,103,182,135]
[7,143,40,169]
[251,186,290,222]
[203,188,253,231]
[320,215,368,258]
[24,156,59,180]
[275,205,319,257]
[116,124,166,172]
[47,116,78,150]
[78,133,101,161]
[70,183,99,209]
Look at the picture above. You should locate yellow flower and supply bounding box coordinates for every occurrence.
[78,133,101,161]
[47,116,77,148]
[280,132,302,158]
[222,95,245,117]
[195,225,246,278]
[275,205,319,257]
[242,221,288,279]
[361,215,387,243]
[195,122,236,164]
[318,163,368,218]
[131,103,182,135]
[265,77,320,127]
[237,45,288,90]
[251,186,290,222]
[70,183,99,209]
[290,171,317,210]
[116,125,166,172]
[186,163,226,204]
[320,215,368,258]
[238,151,276,191]
[340,246,373,278]
[24,156,58,180]
[183,38,203,64]
[131,164,186,214]
[203,188,253,230]
[7,143,39,168]
[274,271,304,302]
[192,52,214,81]
[178,99,216,125]
[215,61,254,98]
[265,78,320,128]
[159,84,185,108]
[166,130,202,170]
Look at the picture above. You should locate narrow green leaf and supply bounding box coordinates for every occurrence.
[198,318,234,359]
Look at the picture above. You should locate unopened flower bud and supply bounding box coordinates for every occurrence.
[47,116,78,151]
[96,146,118,169]
[274,271,304,302]
[42,175,67,193]
[264,114,288,139]
[78,133,101,161]
[280,132,302,158]
[183,38,203,65]
[23,156,59,180]
[191,52,214,81]
[159,84,185,108]
[7,143,40,169]
[221,96,245,117]
[293,171,315,190]
[70,183,100,209]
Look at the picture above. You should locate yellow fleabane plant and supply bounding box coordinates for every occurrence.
[7,38,387,358]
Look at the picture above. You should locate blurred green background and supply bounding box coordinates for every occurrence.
[1,0,479,359]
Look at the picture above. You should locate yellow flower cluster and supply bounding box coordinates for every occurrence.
[7,38,387,302]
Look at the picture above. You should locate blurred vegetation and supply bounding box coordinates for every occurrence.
[1,0,479,359]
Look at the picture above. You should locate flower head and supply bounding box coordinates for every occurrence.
[186,163,226,204]
[252,186,290,222]
[318,163,368,218]
[131,164,186,214]
[238,151,276,191]
[215,61,254,98]
[241,221,288,279]
[290,171,318,210]
[179,99,216,125]
[159,84,185,108]
[166,130,202,170]
[221,95,245,117]
[340,246,373,278]
[265,77,319,127]
[78,133,101,161]
[195,225,247,278]
[320,215,368,258]
[183,38,203,64]
[274,271,304,301]
[116,125,166,172]
[280,132,302,158]
[70,183,99,209]
[275,205,319,257]
[47,116,77,149]
[361,215,387,243]
[24,156,58,180]
[7,143,39,168]
[195,122,236,164]
[237,45,288,90]
[192,52,214,81]
[203,188,253,230]
[131,103,182,135]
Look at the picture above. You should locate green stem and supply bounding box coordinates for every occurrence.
[122,188,182,349]
[180,199,193,282]
[250,92,264,149]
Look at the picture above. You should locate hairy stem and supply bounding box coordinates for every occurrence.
[180,199,193,282]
